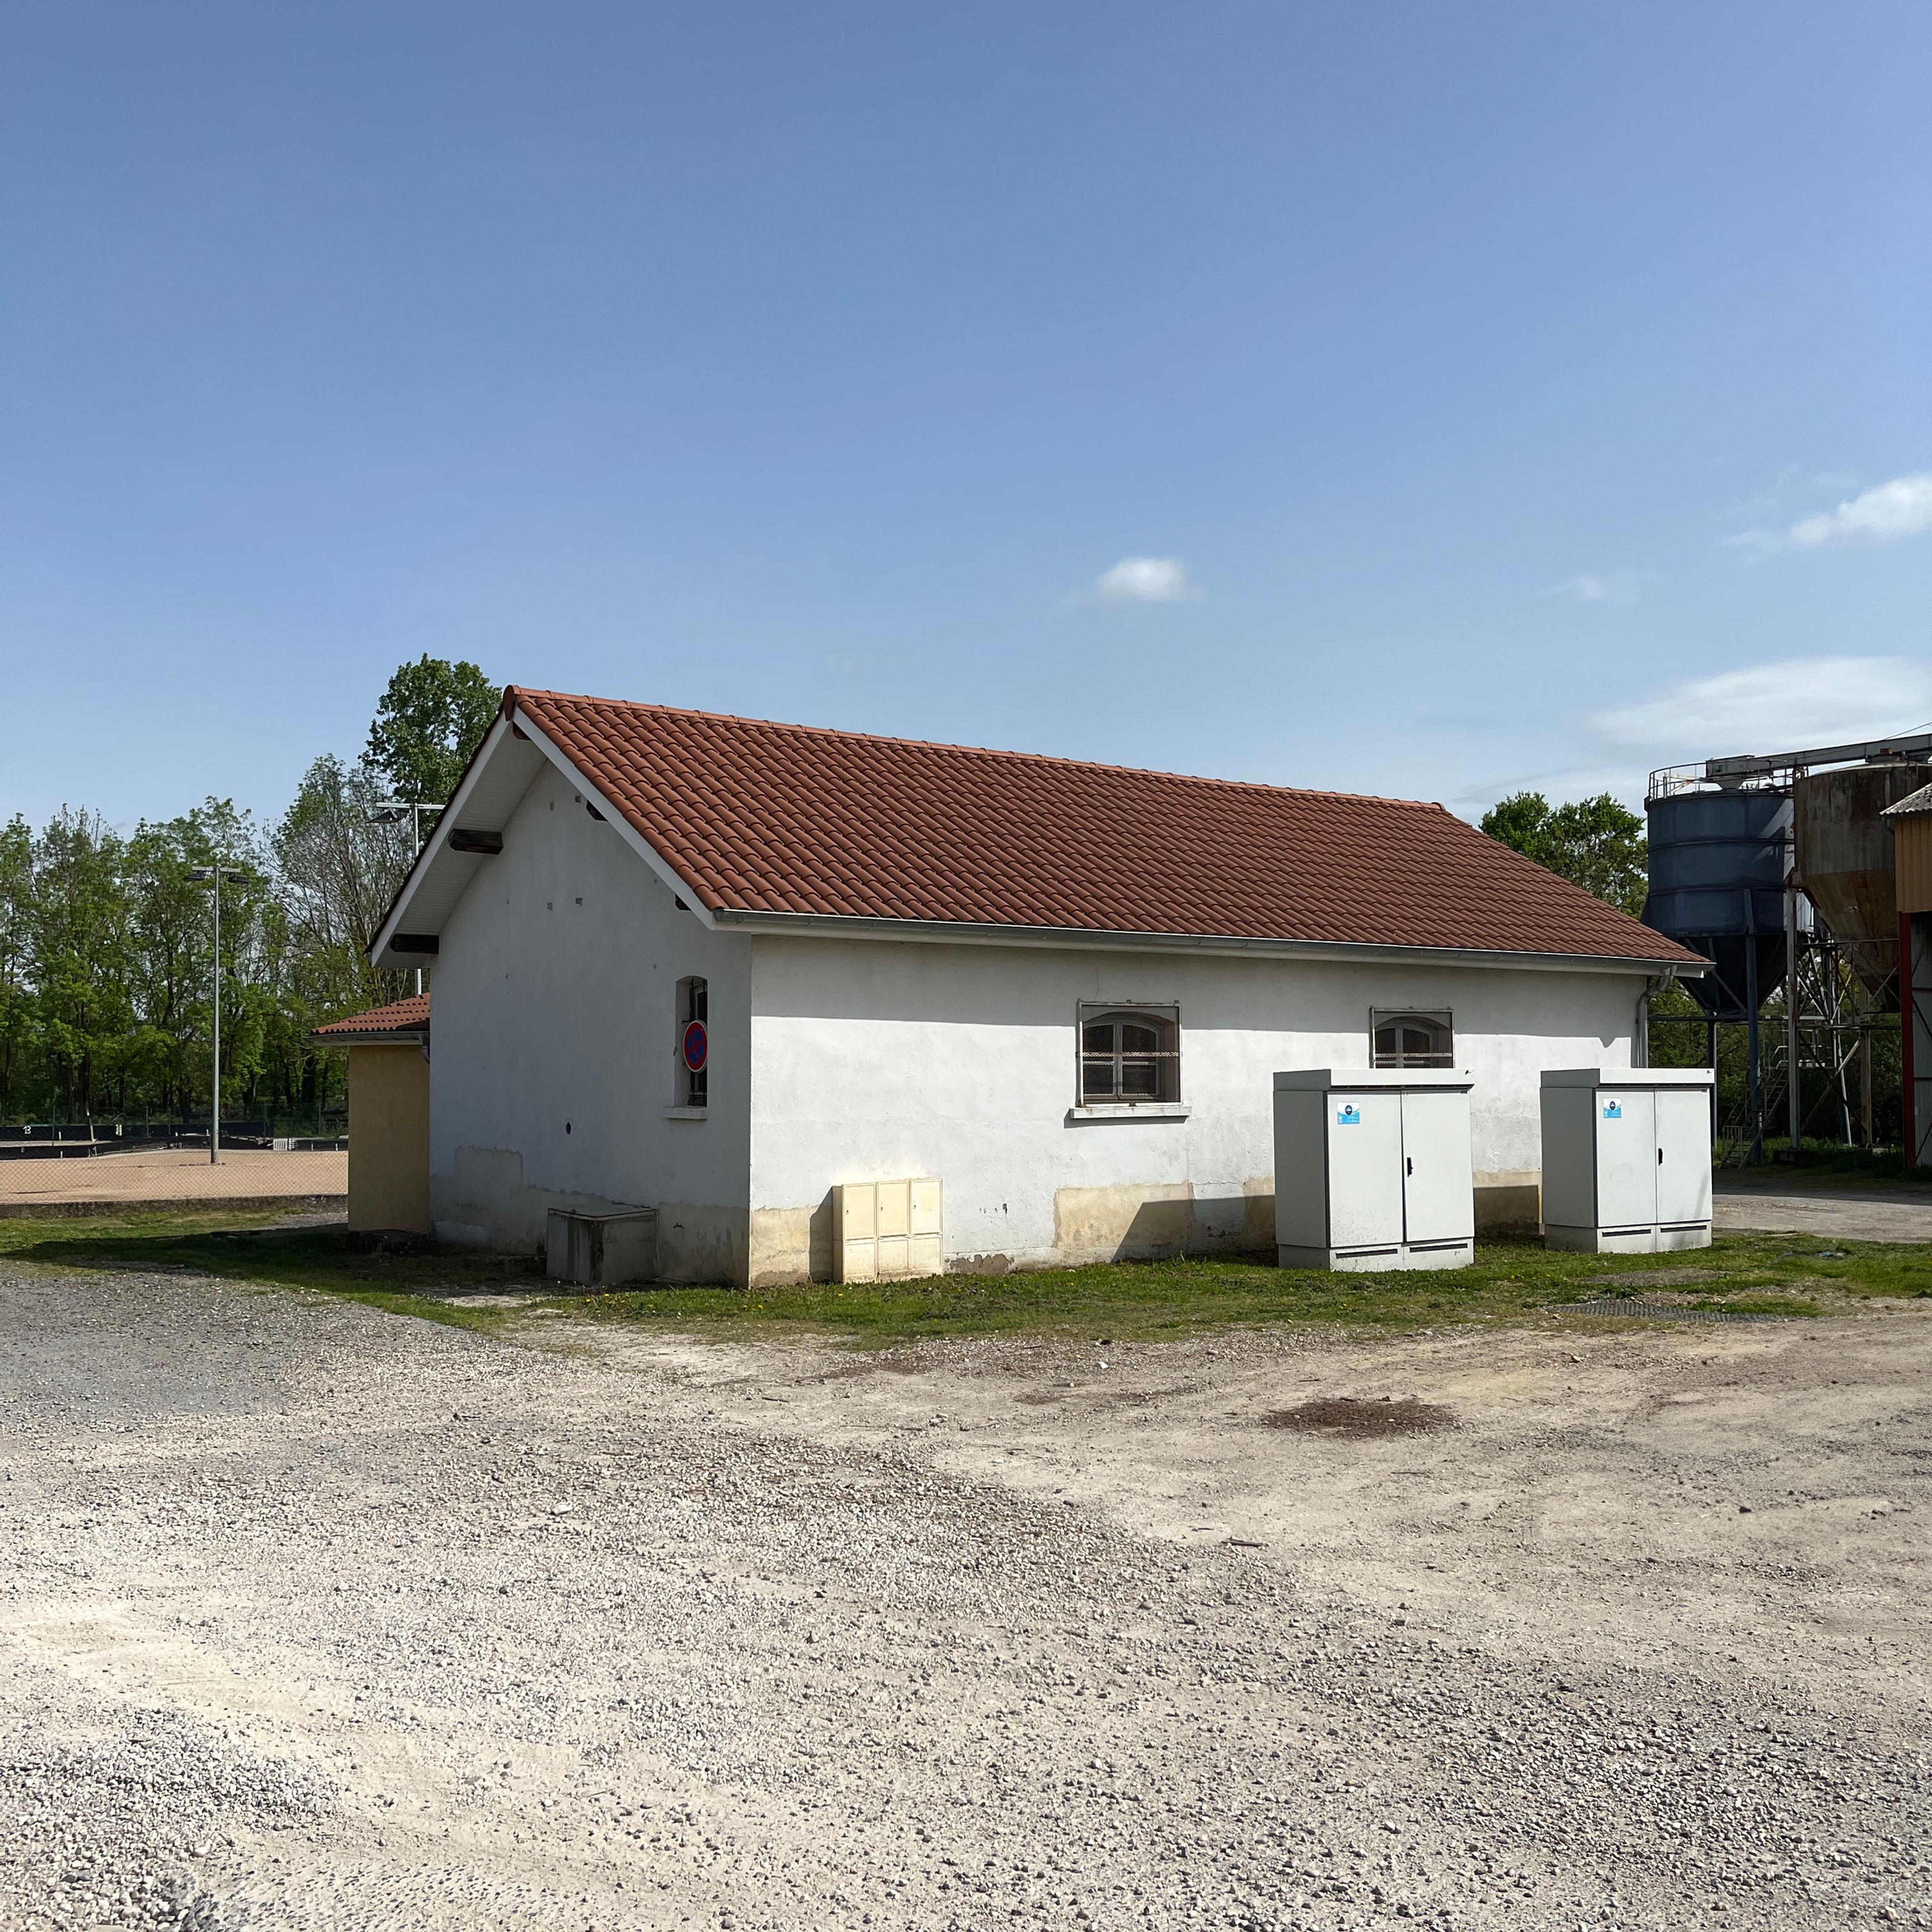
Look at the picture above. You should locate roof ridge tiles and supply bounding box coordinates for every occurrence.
[506,685,1448,813]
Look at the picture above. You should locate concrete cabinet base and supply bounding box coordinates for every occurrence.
[1277,1238,1474,1273]
[546,1208,659,1287]
[1544,1220,1712,1255]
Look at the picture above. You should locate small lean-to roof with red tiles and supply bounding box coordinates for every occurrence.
[312,994,429,1044]
[500,689,1703,969]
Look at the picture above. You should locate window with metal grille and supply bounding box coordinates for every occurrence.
[1371,1009,1453,1069]
[1078,1005,1180,1104]
[677,976,708,1107]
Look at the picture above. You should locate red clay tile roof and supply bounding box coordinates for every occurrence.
[509,688,1705,965]
[314,994,430,1038]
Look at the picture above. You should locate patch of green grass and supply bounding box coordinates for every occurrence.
[4,1212,1928,1347]
[1724,1142,1929,1188]
[1686,1294,1825,1317]
[0,1210,542,1337]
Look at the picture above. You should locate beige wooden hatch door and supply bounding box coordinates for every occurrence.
[833,1179,943,1283]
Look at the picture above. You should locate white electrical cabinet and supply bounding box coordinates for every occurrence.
[1273,1069,1476,1272]
[1540,1068,1715,1253]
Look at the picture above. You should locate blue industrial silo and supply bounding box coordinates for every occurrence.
[1642,788,1791,1019]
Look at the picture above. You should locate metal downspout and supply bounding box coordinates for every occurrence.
[1786,862,1801,1155]
[1746,908,1763,1165]
[1903,912,1917,1172]
[1636,969,1676,1069]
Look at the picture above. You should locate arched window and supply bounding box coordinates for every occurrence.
[1371,1009,1453,1069]
[676,976,708,1107]
[1079,1006,1180,1104]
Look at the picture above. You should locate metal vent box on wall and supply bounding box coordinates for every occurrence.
[1539,1068,1714,1253]
[1273,1069,1476,1272]
[833,1179,943,1283]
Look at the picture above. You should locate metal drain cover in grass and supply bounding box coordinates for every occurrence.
[1570,1297,1789,1324]
[1265,1396,1453,1437]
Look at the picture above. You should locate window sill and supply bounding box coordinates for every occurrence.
[1065,1102,1190,1124]
[662,1106,709,1121]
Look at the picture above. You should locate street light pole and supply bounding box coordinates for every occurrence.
[188,864,251,1164]
[212,866,221,1164]
[372,799,438,995]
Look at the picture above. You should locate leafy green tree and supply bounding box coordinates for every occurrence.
[0,817,33,1114]
[0,661,501,1125]
[122,800,274,1120]
[274,755,417,1020]
[363,656,500,807]
[1480,791,1649,916]
[28,810,134,1116]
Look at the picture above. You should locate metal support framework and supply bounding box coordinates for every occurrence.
[1651,891,1890,1164]
[1751,909,1887,1160]
[1647,736,1918,1162]
[1786,873,1801,1150]
[1904,912,1932,1170]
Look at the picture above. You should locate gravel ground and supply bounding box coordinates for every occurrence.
[1711,1176,1932,1244]
[2,1262,1928,1930]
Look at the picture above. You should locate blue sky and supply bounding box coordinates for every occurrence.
[3,3,1928,834]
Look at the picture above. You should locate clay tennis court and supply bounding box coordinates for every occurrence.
[0,1146,346,1218]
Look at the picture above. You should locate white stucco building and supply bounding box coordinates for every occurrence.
[372,688,1705,1285]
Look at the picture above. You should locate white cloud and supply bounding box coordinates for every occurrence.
[1552,570,1641,606]
[1452,761,1651,819]
[1595,656,1932,761]
[1731,471,1932,553]
[1065,555,1203,608]
[821,650,860,675]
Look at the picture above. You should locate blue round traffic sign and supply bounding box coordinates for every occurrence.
[681,1020,708,1072]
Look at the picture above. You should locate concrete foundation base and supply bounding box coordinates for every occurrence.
[1656,1222,1714,1251]
[1544,1221,1712,1255]
[1277,1239,1475,1273]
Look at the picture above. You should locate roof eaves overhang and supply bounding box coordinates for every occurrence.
[508,705,716,927]
[368,702,717,969]
[707,907,1709,977]
[371,711,527,968]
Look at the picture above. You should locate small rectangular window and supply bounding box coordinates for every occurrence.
[676,976,709,1107]
[1371,1008,1453,1069]
[1078,1003,1180,1104]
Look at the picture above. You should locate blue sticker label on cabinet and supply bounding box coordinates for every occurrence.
[1602,1099,1622,1119]
[1335,1103,1361,1126]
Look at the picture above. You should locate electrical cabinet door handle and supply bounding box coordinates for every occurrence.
[1658,1148,1664,1164]
[1406,1156,1413,1175]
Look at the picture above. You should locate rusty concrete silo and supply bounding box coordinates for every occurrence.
[1793,760,1932,1011]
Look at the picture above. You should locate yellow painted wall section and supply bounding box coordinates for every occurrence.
[348,1044,431,1234]
[1896,817,1932,915]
